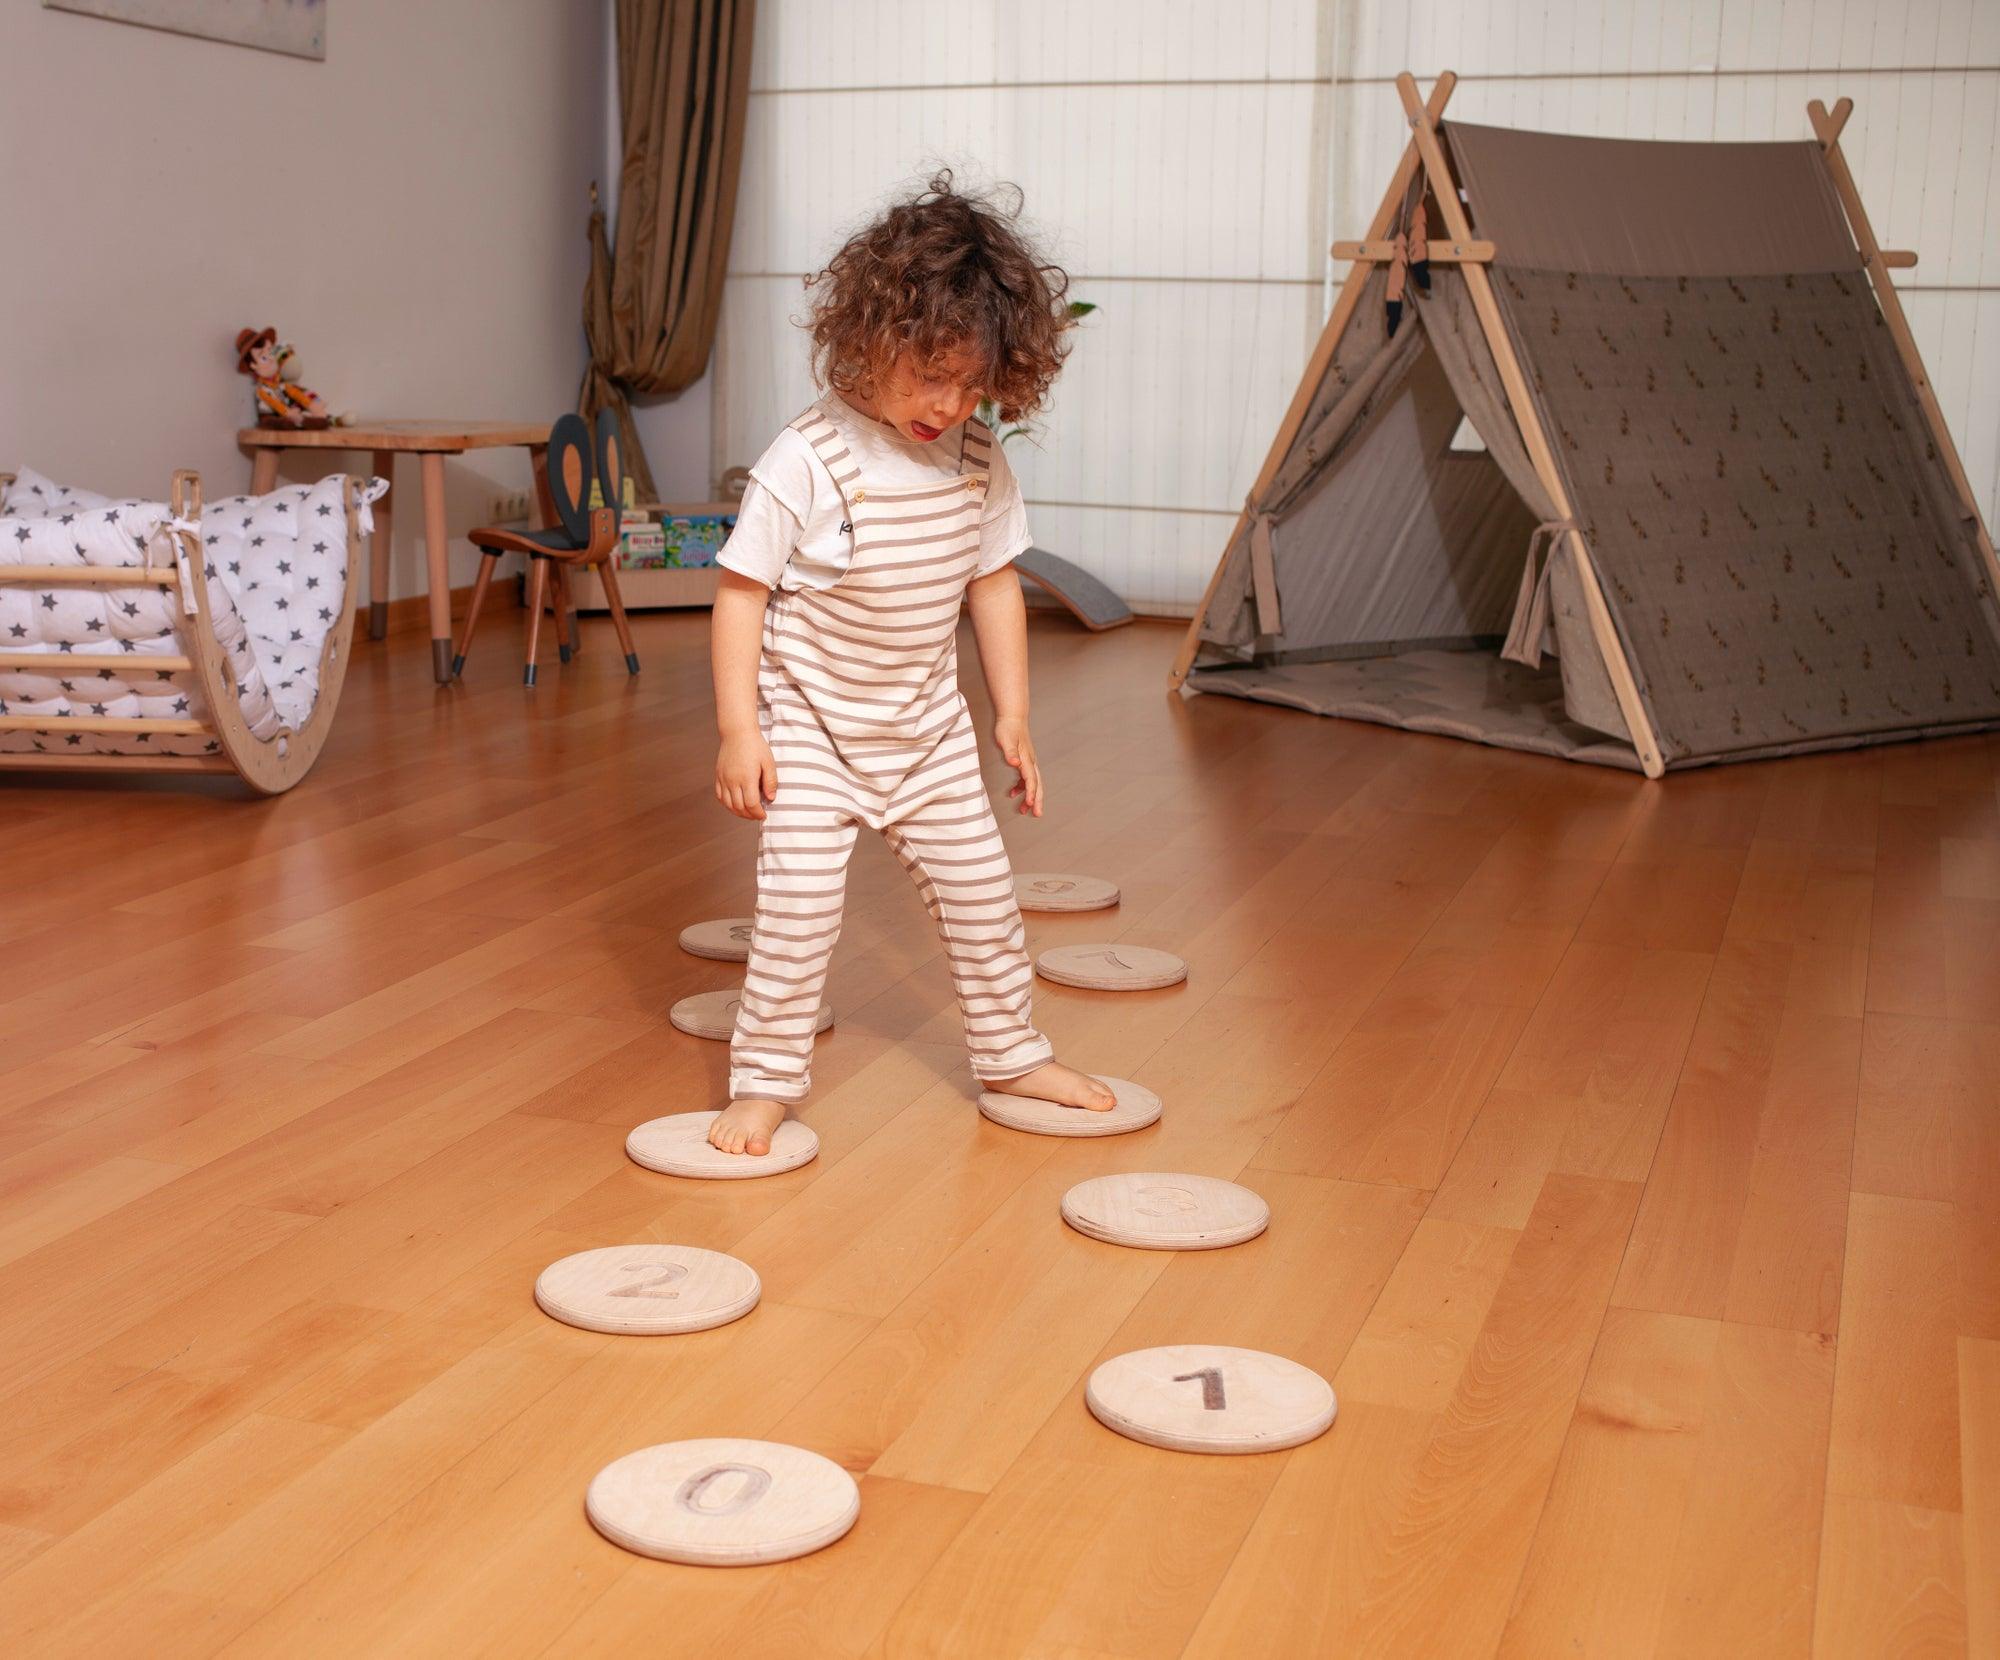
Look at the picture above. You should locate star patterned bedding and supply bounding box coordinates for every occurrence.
[0,466,384,758]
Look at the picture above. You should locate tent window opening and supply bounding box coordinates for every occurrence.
[1446,414,1488,454]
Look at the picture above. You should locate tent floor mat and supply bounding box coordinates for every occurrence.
[1185,650,1644,770]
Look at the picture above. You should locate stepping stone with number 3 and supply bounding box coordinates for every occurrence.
[679,918,756,962]
[1014,873,1120,913]
[1086,1344,1336,1454]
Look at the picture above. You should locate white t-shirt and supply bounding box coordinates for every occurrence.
[717,393,1032,592]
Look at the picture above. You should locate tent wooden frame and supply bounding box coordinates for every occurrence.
[0,470,363,794]
[1170,71,1995,783]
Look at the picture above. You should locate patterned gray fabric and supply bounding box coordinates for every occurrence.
[1496,267,2000,759]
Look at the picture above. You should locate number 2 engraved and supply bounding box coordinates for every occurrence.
[675,1462,772,1516]
[1134,1184,1198,1217]
[1030,878,1077,894]
[1173,1367,1228,1411]
[608,1262,689,1301]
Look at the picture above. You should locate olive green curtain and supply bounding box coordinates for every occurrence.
[580,0,756,502]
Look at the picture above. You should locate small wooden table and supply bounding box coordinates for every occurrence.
[239,420,550,683]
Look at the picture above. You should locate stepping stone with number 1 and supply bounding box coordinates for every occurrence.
[1086,1344,1335,1454]
[1036,942,1187,991]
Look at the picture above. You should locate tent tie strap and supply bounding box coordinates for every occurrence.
[1500,519,1575,670]
[1246,504,1283,637]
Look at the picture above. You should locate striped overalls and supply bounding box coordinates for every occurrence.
[729,406,1054,1104]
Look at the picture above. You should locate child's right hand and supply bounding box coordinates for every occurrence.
[716,732,779,820]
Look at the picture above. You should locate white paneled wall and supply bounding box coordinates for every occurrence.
[715,1,1333,614]
[716,1,2000,615]
[1340,0,2000,555]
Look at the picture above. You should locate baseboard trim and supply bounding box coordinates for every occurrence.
[356,580,518,641]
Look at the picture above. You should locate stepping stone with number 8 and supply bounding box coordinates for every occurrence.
[1085,1344,1336,1454]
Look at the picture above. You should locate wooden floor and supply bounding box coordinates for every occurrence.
[1,603,1996,1658]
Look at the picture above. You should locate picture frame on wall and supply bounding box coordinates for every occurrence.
[43,0,326,61]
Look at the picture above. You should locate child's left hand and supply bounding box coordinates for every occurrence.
[994,716,1043,816]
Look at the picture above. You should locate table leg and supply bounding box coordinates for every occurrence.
[368,449,395,639]
[420,451,453,684]
[249,449,280,495]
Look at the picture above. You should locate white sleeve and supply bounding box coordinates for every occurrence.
[973,434,1034,577]
[717,429,816,589]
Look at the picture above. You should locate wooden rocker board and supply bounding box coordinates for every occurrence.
[669,989,833,1042]
[1036,943,1188,991]
[1060,1173,1270,1250]
[1086,1344,1336,1455]
[626,1112,819,1179]
[977,1076,1162,1138]
[586,1438,861,1565]
[534,1244,761,1335]
[1014,873,1121,913]
[1014,547,1134,631]
[679,918,756,961]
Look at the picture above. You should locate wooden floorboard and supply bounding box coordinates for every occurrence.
[0,607,1994,1657]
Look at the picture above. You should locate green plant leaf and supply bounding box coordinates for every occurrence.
[1068,300,1098,319]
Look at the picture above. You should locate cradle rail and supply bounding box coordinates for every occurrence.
[0,469,363,794]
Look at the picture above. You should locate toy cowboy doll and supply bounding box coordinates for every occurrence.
[235,326,336,428]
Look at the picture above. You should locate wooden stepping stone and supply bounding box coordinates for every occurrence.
[1014,873,1120,913]
[1036,942,1187,991]
[976,1076,1161,1138]
[679,918,756,961]
[1086,1344,1336,1455]
[586,1438,860,1565]
[535,1244,761,1335]
[626,1111,818,1179]
[1061,1173,1269,1250]
[669,988,833,1041]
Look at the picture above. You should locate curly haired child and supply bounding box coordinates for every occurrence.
[705,172,1114,1155]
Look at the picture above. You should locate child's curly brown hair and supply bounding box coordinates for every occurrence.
[804,171,1072,425]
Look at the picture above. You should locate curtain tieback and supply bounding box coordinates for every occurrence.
[1500,519,1574,669]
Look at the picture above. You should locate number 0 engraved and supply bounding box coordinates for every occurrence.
[1173,1367,1227,1411]
[608,1262,689,1300]
[675,1462,772,1516]
[1134,1184,1199,1218]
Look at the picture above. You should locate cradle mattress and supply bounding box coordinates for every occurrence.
[0,466,383,758]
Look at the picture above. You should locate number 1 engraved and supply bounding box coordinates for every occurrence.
[1173,1367,1227,1411]
[1089,949,1133,971]
[675,1462,772,1516]
[608,1262,689,1300]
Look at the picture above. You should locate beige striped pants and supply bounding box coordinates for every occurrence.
[729,704,1052,1104]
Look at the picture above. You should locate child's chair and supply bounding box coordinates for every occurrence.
[452,411,639,686]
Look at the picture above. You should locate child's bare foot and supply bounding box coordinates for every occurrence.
[707,1098,788,1155]
[986,1061,1116,1112]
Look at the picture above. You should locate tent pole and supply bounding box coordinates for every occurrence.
[1167,71,1458,690]
[1809,97,2000,608]
[1391,71,1668,779]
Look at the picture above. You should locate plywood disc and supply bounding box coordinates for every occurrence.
[535,1244,761,1335]
[1086,1344,1335,1454]
[586,1439,860,1565]
[976,1076,1162,1138]
[1060,1173,1269,1250]
[1035,943,1188,991]
[625,1111,818,1179]
[1015,873,1120,913]
[669,988,833,1041]
[678,918,757,961]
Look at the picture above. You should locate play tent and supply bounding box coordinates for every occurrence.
[1172,74,2000,777]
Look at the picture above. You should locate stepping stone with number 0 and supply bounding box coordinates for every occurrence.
[534,1244,761,1335]
[586,1438,860,1565]
[626,1111,819,1179]
[679,918,756,962]
[1014,873,1120,913]
[1035,942,1187,991]
[1086,1344,1336,1454]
